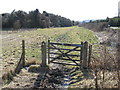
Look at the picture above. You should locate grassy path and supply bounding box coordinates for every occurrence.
[53,26,98,44]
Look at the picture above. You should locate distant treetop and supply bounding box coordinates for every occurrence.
[2,9,79,29]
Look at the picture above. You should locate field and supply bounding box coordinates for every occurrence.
[1,26,119,88]
[2,26,98,72]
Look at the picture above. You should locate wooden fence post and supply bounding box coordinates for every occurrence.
[22,40,25,67]
[88,44,92,68]
[48,40,50,64]
[15,40,25,74]
[41,41,47,67]
[82,41,88,68]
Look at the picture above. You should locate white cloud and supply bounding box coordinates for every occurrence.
[0,0,119,21]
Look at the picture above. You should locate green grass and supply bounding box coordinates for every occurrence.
[25,26,98,62]
[2,27,98,58]
[3,26,98,68]
[2,26,98,77]
[51,26,98,44]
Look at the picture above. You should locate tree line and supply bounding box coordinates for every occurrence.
[2,9,79,29]
[90,17,120,27]
[79,17,120,31]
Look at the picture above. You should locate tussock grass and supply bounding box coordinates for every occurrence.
[25,58,41,67]
[28,65,40,73]
[2,69,15,84]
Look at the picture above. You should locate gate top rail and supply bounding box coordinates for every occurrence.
[50,42,83,47]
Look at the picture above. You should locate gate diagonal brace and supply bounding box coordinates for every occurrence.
[50,44,79,61]
[50,44,80,65]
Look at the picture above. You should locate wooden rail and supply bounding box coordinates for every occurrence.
[50,42,83,47]
[49,57,80,61]
[49,52,80,57]
[49,47,80,51]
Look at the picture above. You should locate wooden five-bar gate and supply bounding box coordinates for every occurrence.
[41,40,92,68]
[14,40,92,75]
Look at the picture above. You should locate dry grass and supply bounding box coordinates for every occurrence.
[28,65,41,73]
[90,45,117,70]
[2,69,15,84]
[25,58,41,67]
[28,65,49,73]
[89,45,119,88]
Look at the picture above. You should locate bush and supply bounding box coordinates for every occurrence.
[80,22,108,32]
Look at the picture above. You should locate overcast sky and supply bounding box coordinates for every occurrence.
[1,0,120,21]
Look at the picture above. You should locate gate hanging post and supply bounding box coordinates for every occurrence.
[88,44,92,68]
[82,41,88,68]
[41,41,47,67]
[48,40,50,64]
[22,40,25,67]
[80,42,83,65]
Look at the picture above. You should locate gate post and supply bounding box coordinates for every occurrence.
[22,40,25,67]
[48,40,50,64]
[82,41,88,68]
[80,42,83,64]
[41,41,47,67]
[88,44,92,68]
